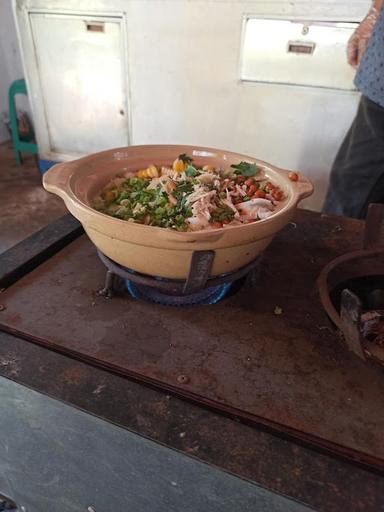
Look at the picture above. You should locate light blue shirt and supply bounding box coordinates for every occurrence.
[355,8,384,107]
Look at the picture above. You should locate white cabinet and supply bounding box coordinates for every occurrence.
[241,19,358,90]
[26,12,129,158]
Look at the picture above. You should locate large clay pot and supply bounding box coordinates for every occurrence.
[43,145,313,278]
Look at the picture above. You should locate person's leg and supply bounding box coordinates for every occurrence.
[323,96,384,218]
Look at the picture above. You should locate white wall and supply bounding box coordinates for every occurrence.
[0,0,24,142]
[124,0,370,210]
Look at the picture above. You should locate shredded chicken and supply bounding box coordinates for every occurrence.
[222,190,240,218]
[186,213,211,230]
[197,172,216,184]
[185,188,216,207]
[235,184,247,197]
[236,198,274,221]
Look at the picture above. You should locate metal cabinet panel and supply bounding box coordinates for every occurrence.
[241,18,358,90]
[29,13,129,155]
[0,377,314,512]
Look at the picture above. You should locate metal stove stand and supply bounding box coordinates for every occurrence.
[97,249,262,299]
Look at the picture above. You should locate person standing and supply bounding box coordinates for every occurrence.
[323,0,384,218]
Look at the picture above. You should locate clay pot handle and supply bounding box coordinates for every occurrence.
[43,162,74,199]
[269,166,313,203]
[278,170,313,202]
[294,175,314,202]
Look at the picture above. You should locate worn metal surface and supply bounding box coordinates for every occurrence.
[0,377,315,512]
[0,214,82,288]
[1,210,384,469]
[363,203,384,250]
[0,329,383,512]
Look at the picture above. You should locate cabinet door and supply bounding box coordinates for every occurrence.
[241,18,358,90]
[30,13,129,156]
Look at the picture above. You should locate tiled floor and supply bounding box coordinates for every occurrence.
[0,141,67,253]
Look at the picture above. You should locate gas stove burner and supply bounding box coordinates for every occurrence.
[97,250,263,303]
[126,281,232,306]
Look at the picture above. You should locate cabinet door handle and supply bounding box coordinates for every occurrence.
[287,41,316,55]
[86,22,104,33]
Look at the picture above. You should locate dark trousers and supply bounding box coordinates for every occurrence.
[323,96,384,219]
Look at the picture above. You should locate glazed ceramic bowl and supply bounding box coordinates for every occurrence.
[43,145,313,279]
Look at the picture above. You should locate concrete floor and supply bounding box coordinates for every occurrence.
[0,141,67,254]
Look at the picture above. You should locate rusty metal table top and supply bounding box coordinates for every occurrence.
[0,210,383,471]
[0,210,383,512]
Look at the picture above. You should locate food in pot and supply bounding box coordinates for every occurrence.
[288,171,299,182]
[92,154,285,231]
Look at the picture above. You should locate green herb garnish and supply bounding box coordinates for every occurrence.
[185,165,199,177]
[211,206,235,222]
[230,161,259,177]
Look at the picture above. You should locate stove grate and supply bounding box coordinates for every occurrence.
[97,250,263,304]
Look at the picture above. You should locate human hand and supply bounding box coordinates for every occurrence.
[347,7,380,68]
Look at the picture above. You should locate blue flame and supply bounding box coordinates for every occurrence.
[125,281,232,306]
